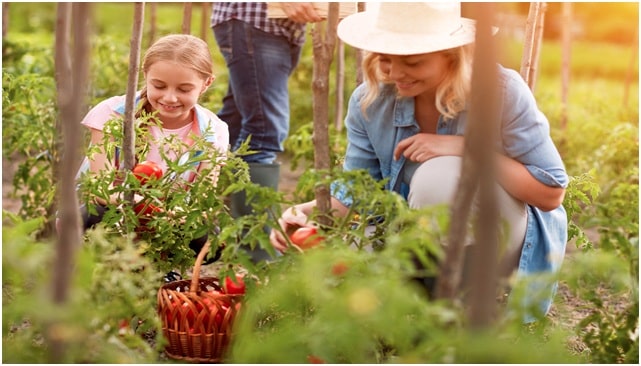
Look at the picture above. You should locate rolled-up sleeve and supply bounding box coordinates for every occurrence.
[498,68,569,188]
[330,86,382,207]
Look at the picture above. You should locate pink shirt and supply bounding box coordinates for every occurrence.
[80,95,229,178]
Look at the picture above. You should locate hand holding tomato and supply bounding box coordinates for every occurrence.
[289,226,324,250]
[132,161,163,185]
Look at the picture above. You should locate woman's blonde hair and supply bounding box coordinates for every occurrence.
[360,44,474,121]
[136,34,214,117]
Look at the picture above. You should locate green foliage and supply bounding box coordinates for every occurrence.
[561,251,639,363]
[2,63,58,222]
[563,171,600,250]
[228,179,578,363]
[2,214,162,363]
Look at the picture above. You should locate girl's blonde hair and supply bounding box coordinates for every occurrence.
[136,34,214,117]
[360,44,474,121]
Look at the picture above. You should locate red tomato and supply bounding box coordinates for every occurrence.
[290,227,324,249]
[118,318,130,336]
[182,301,196,325]
[164,296,180,327]
[223,275,246,295]
[307,355,326,364]
[132,161,163,185]
[331,261,349,276]
[134,202,162,217]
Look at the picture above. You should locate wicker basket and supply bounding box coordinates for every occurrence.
[157,241,243,363]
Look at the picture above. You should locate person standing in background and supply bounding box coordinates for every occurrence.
[211,2,322,262]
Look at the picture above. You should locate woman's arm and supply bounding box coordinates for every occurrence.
[393,133,565,211]
[496,154,565,211]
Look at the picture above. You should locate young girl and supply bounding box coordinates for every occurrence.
[270,3,568,321]
[77,34,229,261]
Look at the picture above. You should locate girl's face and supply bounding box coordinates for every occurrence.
[145,60,211,127]
[378,52,450,98]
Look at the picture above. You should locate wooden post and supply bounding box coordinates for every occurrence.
[464,2,500,327]
[436,4,501,327]
[311,3,339,227]
[182,2,192,34]
[2,3,8,39]
[50,2,90,361]
[122,3,145,206]
[334,39,345,131]
[201,2,210,42]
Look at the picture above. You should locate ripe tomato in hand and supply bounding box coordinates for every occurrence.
[290,227,324,249]
[223,275,246,295]
[132,161,163,185]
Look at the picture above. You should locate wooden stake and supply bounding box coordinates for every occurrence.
[182,2,192,35]
[311,3,339,227]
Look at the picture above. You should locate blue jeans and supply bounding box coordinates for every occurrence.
[213,19,303,164]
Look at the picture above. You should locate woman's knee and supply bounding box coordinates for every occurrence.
[407,156,462,209]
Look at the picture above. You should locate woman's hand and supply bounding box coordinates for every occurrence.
[270,205,315,252]
[279,2,323,23]
[393,133,464,162]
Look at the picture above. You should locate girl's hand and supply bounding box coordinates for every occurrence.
[393,133,464,162]
[270,206,314,252]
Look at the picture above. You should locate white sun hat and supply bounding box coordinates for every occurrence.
[337,2,481,55]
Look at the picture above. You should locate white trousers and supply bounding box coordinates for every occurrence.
[406,156,527,275]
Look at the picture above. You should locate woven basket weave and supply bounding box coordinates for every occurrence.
[157,241,242,363]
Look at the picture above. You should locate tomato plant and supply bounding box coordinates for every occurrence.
[132,161,163,185]
[290,227,324,250]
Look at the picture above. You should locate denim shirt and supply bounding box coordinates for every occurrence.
[331,65,569,321]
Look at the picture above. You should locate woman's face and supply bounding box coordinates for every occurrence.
[378,52,450,97]
[145,60,211,127]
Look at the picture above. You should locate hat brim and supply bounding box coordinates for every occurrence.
[337,12,480,55]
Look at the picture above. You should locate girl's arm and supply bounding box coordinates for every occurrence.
[87,128,120,206]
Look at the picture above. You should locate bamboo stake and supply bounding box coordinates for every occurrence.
[528,2,546,92]
[311,3,339,227]
[520,2,545,89]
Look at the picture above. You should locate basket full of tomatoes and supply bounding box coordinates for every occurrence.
[157,241,245,363]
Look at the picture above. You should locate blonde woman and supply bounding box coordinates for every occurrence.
[270,3,568,321]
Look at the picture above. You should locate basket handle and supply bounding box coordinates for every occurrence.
[190,240,211,293]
